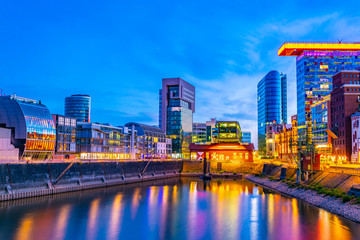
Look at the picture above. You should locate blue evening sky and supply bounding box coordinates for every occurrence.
[1,1,360,146]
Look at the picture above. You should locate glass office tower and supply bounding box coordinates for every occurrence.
[160,78,195,158]
[65,94,91,122]
[278,43,360,128]
[257,71,287,155]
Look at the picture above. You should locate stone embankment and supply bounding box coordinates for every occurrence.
[246,174,360,223]
[0,161,182,201]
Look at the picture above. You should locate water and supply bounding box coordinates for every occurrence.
[0,178,359,240]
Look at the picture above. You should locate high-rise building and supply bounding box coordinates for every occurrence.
[257,70,287,155]
[241,131,251,143]
[159,78,195,158]
[278,42,360,128]
[330,70,360,162]
[0,95,56,160]
[65,94,91,122]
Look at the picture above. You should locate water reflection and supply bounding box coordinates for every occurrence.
[0,178,359,240]
[86,198,100,240]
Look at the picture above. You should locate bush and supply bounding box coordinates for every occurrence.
[356,197,360,204]
[342,195,352,203]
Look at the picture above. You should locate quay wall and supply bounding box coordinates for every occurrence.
[0,161,183,201]
[182,160,259,173]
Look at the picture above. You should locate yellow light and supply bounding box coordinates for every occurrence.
[278,42,360,56]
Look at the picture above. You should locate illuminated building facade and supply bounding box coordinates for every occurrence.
[351,112,360,162]
[241,131,251,144]
[190,142,254,162]
[125,122,172,158]
[52,114,77,155]
[310,95,333,154]
[278,42,360,127]
[257,70,287,155]
[216,121,242,143]
[0,95,56,160]
[65,94,91,122]
[331,71,360,162]
[160,78,195,158]
[76,122,127,160]
[266,115,298,160]
[192,118,216,144]
[266,124,283,157]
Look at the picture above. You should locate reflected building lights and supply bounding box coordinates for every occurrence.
[15,214,34,240]
[86,198,100,240]
[54,205,71,240]
[131,188,141,220]
[107,194,123,240]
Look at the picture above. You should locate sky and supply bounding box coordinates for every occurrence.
[1,1,360,147]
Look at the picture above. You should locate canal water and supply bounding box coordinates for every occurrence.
[0,178,359,240]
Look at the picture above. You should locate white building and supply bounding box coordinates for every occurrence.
[0,128,19,162]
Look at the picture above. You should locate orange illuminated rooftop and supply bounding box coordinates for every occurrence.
[278,42,360,56]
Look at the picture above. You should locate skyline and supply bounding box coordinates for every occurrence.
[2,1,360,146]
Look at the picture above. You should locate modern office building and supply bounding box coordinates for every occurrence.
[241,131,251,143]
[65,94,91,122]
[257,70,287,155]
[159,78,195,158]
[192,118,216,144]
[331,70,360,162]
[310,95,334,155]
[0,95,56,160]
[278,42,360,128]
[76,122,126,160]
[52,114,77,156]
[216,121,242,143]
[125,122,172,158]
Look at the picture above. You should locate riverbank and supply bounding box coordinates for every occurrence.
[0,161,182,201]
[245,174,360,223]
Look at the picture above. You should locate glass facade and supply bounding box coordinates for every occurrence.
[0,96,56,160]
[192,123,207,143]
[311,95,330,145]
[257,71,287,155]
[296,51,360,127]
[53,114,77,154]
[76,122,126,159]
[216,121,242,143]
[241,131,251,143]
[65,94,91,122]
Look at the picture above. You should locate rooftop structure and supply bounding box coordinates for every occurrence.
[278,42,360,56]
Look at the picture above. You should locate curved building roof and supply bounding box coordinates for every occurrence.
[0,95,56,159]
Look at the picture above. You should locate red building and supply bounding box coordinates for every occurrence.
[189,143,254,162]
[331,70,360,161]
